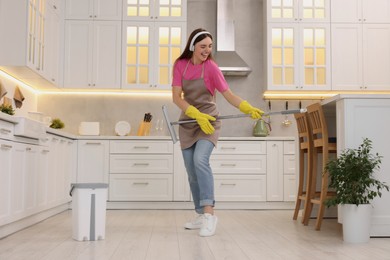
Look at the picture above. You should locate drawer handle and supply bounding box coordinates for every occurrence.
[133,182,149,185]
[42,149,50,153]
[133,163,150,167]
[0,128,12,134]
[85,142,102,145]
[220,183,236,186]
[220,163,236,167]
[26,147,32,151]
[1,144,12,149]
[220,147,236,150]
[134,146,150,149]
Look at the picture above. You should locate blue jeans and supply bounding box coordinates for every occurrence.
[182,139,215,214]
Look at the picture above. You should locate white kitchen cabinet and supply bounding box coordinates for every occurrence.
[266,22,331,91]
[122,21,186,90]
[267,0,330,23]
[211,141,267,202]
[331,0,390,23]
[123,0,187,21]
[23,144,40,216]
[0,0,61,88]
[65,0,122,20]
[0,120,14,141]
[331,24,390,91]
[173,142,190,201]
[43,0,62,86]
[266,141,284,201]
[0,140,13,225]
[283,141,296,202]
[108,140,173,201]
[77,140,109,183]
[64,20,122,89]
[37,146,50,211]
[9,142,26,222]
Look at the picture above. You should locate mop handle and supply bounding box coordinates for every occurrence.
[171,109,306,125]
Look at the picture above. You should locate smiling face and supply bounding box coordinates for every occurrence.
[192,36,213,65]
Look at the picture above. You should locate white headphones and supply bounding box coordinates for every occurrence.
[189,31,211,51]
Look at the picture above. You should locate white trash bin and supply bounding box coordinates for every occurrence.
[70,183,109,241]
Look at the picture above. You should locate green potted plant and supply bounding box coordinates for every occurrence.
[50,118,65,129]
[325,138,389,243]
[0,104,15,115]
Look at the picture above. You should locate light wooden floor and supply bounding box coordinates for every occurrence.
[0,210,389,260]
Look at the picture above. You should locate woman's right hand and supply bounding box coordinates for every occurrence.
[185,105,216,134]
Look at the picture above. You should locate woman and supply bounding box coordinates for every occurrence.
[172,28,264,237]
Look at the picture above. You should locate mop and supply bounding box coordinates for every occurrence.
[162,105,306,143]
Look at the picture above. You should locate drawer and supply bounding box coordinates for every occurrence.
[284,155,296,174]
[283,141,295,155]
[210,154,266,174]
[214,175,266,201]
[214,141,266,155]
[109,174,173,201]
[110,140,173,154]
[0,120,14,141]
[110,154,173,173]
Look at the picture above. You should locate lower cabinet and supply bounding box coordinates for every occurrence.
[211,141,267,202]
[77,140,109,183]
[74,138,296,204]
[108,140,174,201]
[0,133,75,227]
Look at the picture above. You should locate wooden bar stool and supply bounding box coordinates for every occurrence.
[304,102,337,230]
[292,112,314,223]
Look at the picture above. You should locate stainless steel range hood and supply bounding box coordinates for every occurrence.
[214,0,252,76]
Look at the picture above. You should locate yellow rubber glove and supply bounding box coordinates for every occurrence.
[239,100,264,119]
[185,105,216,135]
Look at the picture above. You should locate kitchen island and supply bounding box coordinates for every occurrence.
[322,94,390,237]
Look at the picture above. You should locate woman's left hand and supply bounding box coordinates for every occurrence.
[239,100,264,119]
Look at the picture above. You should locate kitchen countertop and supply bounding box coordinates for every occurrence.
[1,113,295,141]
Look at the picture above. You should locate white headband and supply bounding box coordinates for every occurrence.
[189,31,211,51]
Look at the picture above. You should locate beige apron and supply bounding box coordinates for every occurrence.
[179,61,221,149]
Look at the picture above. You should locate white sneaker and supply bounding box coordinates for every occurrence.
[199,213,218,237]
[184,214,204,229]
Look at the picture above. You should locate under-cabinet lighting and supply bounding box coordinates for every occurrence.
[38,89,172,97]
[263,90,390,100]
[0,70,172,97]
[0,70,38,94]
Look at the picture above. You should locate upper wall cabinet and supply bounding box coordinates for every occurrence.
[331,0,390,23]
[64,20,122,89]
[265,0,331,91]
[0,0,62,88]
[331,0,390,91]
[122,22,186,90]
[65,0,122,20]
[267,0,330,23]
[123,0,187,21]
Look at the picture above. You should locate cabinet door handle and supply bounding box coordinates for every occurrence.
[0,128,12,134]
[133,163,150,167]
[42,149,50,153]
[220,163,236,167]
[26,147,32,151]
[85,142,102,145]
[133,182,149,185]
[1,144,12,149]
[220,183,236,186]
[220,147,236,150]
[134,146,150,149]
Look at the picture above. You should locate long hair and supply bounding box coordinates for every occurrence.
[176,28,214,61]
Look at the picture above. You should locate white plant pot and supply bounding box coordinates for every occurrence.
[342,204,372,243]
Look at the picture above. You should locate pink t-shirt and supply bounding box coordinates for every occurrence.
[172,59,229,95]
